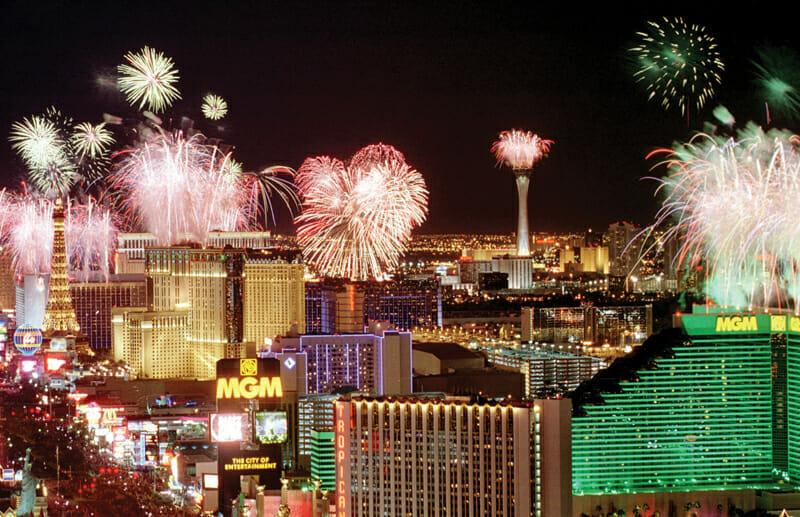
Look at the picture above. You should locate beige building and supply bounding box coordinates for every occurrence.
[112,308,191,379]
[112,244,304,379]
[333,395,572,517]
[244,253,305,352]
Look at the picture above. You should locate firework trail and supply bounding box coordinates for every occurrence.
[753,46,800,124]
[294,144,429,280]
[630,17,724,118]
[646,122,800,309]
[112,130,297,245]
[492,129,553,169]
[117,46,181,113]
[201,94,228,120]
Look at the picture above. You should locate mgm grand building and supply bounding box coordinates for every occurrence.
[569,309,800,516]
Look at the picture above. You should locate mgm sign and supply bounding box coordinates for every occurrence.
[215,357,284,516]
[215,358,282,411]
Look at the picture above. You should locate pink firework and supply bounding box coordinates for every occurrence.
[492,129,553,170]
[0,192,120,278]
[112,131,249,244]
[66,198,119,281]
[295,144,429,280]
[112,131,297,245]
[5,195,54,275]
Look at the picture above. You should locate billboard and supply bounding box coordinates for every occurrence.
[210,413,249,443]
[254,411,287,444]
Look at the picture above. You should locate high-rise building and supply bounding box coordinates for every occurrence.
[111,308,191,378]
[335,284,365,333]
[606,221,642,278]
[290,325,412,395]
[298,393,338,461]
[309,430,335,491]
[576,246,609,274]
[332,395,572,517]
[361,281,440,330]
[520,304,652,347]
[457,258,493,284]
[15,275,49,328]
[243,250,305,350]
[485,346,604,398]
[0,254,15,313]
[309,281,441,333]
[113,245,304,379]
[569,310,800,515]
[71,277,147,350]
[305,282,337,334]
[492,255,533,289]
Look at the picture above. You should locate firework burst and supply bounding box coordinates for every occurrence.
[646,122,800,309]
[117,46,181,113]
[0,193,119,278]
[753,46,800,123]
[9,114,77,197]
[71,122,115,160]
[630,17,724,118]
[66,198,119,281]
[5,195,55,275]
[112,130,296,245]
[201,94,228,120]
[10,108,115,196]
[9,115,63,171]
[491,129,553,170]
[295,144,428,280]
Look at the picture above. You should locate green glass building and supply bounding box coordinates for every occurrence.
[572,311,800,495]
[310,430,335,491]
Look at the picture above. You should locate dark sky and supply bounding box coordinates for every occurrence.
[2,2,798,234]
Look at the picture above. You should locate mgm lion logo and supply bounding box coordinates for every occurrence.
[240,359,257,377]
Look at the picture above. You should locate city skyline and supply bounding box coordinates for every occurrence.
[3,4,799,235]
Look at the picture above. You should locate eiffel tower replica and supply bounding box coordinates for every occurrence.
[42,198,86,352]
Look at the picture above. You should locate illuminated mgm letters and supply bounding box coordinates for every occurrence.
[715,315,758,332]
[216,376,282,400]
[215,358,282,410]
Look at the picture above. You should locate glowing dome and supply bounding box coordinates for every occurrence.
[13,325,43,356]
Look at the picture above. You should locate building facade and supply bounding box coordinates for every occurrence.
[113,245,304,379]
[292,327,412,395]
[521,304,652,347]
[71,278,147,350]
[570,310,800,514]
[243,251,305,350]
[334,396,534,517]
[485,347,604,398]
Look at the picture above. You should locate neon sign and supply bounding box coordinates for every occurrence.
[715,315,758,332]
[335,401,349,516]
[216,376,282,399]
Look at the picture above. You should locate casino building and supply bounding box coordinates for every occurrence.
[333,395,572,517]
[570,309,800,515]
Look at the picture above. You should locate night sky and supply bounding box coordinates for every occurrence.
[2,3,798,234]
